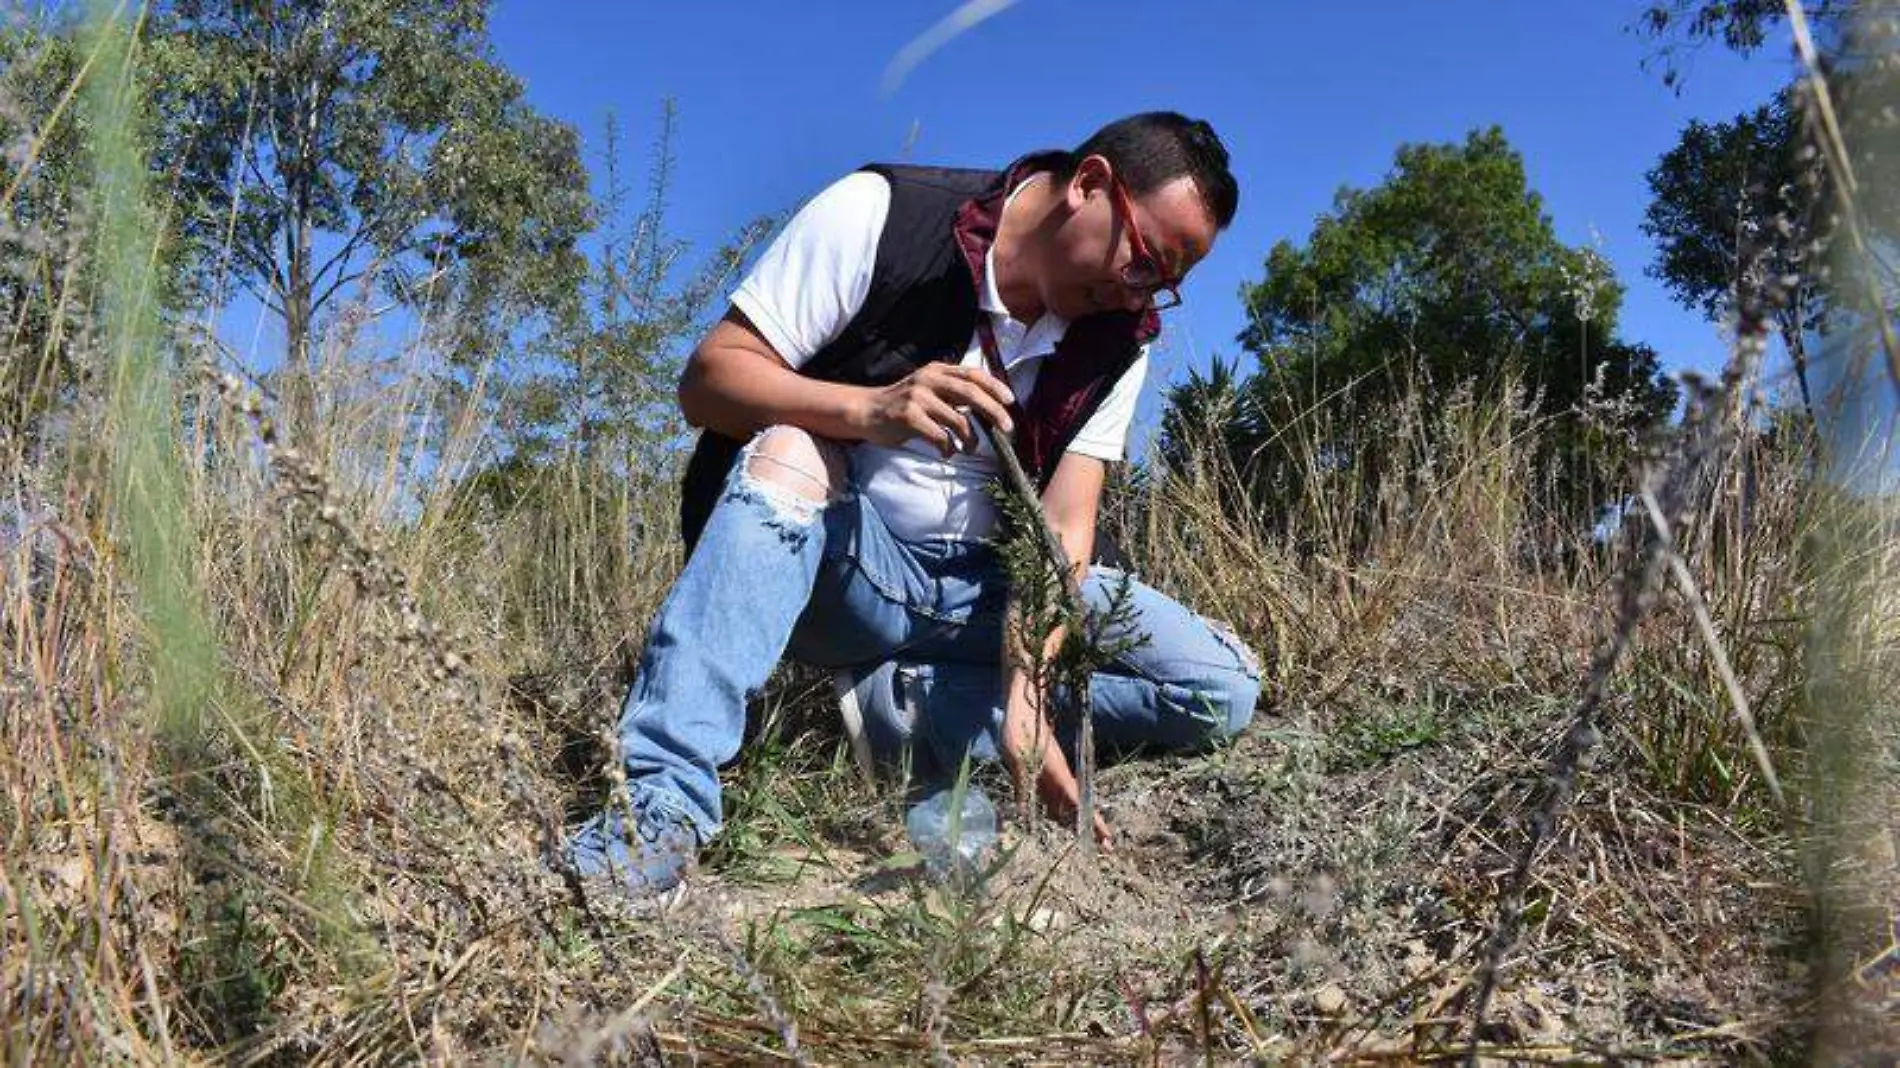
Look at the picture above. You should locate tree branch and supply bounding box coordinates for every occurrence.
[310,267,369,316]
[310,225,373,294]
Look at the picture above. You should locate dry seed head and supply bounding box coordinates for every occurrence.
[207,357,482,706]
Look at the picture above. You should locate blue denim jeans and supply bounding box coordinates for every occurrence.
[614,429,1263,842]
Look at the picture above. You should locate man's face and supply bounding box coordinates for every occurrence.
[1038,155,1218,321]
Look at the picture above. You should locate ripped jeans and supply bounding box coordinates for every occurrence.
[613,427,1264,842]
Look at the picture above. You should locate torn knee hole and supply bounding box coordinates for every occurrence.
[745,451,835,503]
[740,430,844,524]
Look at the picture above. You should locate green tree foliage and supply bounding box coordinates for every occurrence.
[0,16,206,446]
[1636,0,1856,87]
[151,0,593,369]
[1,23,93,447]
[1640,8,1899,416]
[1193,128,1676,530]
[1639,0,1843,54]
[1643,90,1828,414]
[452,104,773,529]
[510,104,773,467]
[477,106,773,477]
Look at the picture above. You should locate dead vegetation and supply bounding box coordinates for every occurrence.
[5,315,1895,1062]
[4,5,1900,1066]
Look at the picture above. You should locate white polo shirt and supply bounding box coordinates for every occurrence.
[730,170,1149,544]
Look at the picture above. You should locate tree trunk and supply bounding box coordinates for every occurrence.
[284,68,318,375]
[285,225,311,372]
[1780,311,1816,422]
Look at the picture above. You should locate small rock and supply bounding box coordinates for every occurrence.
[991,907,1065,934]
[49,856,89,892]
[1313,983,1349,1015]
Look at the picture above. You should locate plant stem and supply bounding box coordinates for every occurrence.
[978,421,1097,860]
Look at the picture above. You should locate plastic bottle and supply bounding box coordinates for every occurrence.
[905,784,998,881]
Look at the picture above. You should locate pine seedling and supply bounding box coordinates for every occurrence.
[982,429,1145,860]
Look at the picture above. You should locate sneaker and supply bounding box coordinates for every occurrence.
[832,660,912,778]
[564,798,699,900]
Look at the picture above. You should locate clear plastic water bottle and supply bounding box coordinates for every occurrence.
[905,784,998,881]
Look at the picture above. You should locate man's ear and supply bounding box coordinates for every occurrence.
[1065,154,1111,212]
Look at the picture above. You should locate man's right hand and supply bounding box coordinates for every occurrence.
[1029,753,1115,854]
[851,363,1016,458]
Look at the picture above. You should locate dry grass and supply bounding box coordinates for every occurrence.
[5,317,1893,1062]
[4,6,1899,1065]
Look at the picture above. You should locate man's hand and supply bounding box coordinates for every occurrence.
[1031,756,1115,853]
[999,687,1115,854]
[851,363,1015,459]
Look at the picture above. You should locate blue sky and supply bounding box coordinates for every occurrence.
[484,1,1798,442]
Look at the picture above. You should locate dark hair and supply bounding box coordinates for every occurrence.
[1057,112,1238,229]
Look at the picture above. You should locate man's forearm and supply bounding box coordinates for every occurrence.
[1000,604,1078,795]
[679,347,870,442]
[1000,604,1111,849]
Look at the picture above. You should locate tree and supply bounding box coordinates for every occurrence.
[1238,127,1674,427]
[1639,0,1845,53]
[487,105,774,473]
[1,23,95,448]
[1640,5,1900,416]
[0,15,207,448]
[453,103,775,530]
[1643,90,1827,414]
[1205,128,1677,529]
[1636,0,1857,88]
[153,0,592,371]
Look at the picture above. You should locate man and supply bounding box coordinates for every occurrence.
[567,112,1261,896]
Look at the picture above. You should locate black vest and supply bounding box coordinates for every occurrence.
[678,154,1154,559]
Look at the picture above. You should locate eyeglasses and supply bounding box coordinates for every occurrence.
[1108,176,1183,311]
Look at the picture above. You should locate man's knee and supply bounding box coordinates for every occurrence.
[1158,621,1263,750]
[741,426,847,522]
[1206,621,1262,741]
[1211,668,1260,741]
[1171,667,1259,749]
